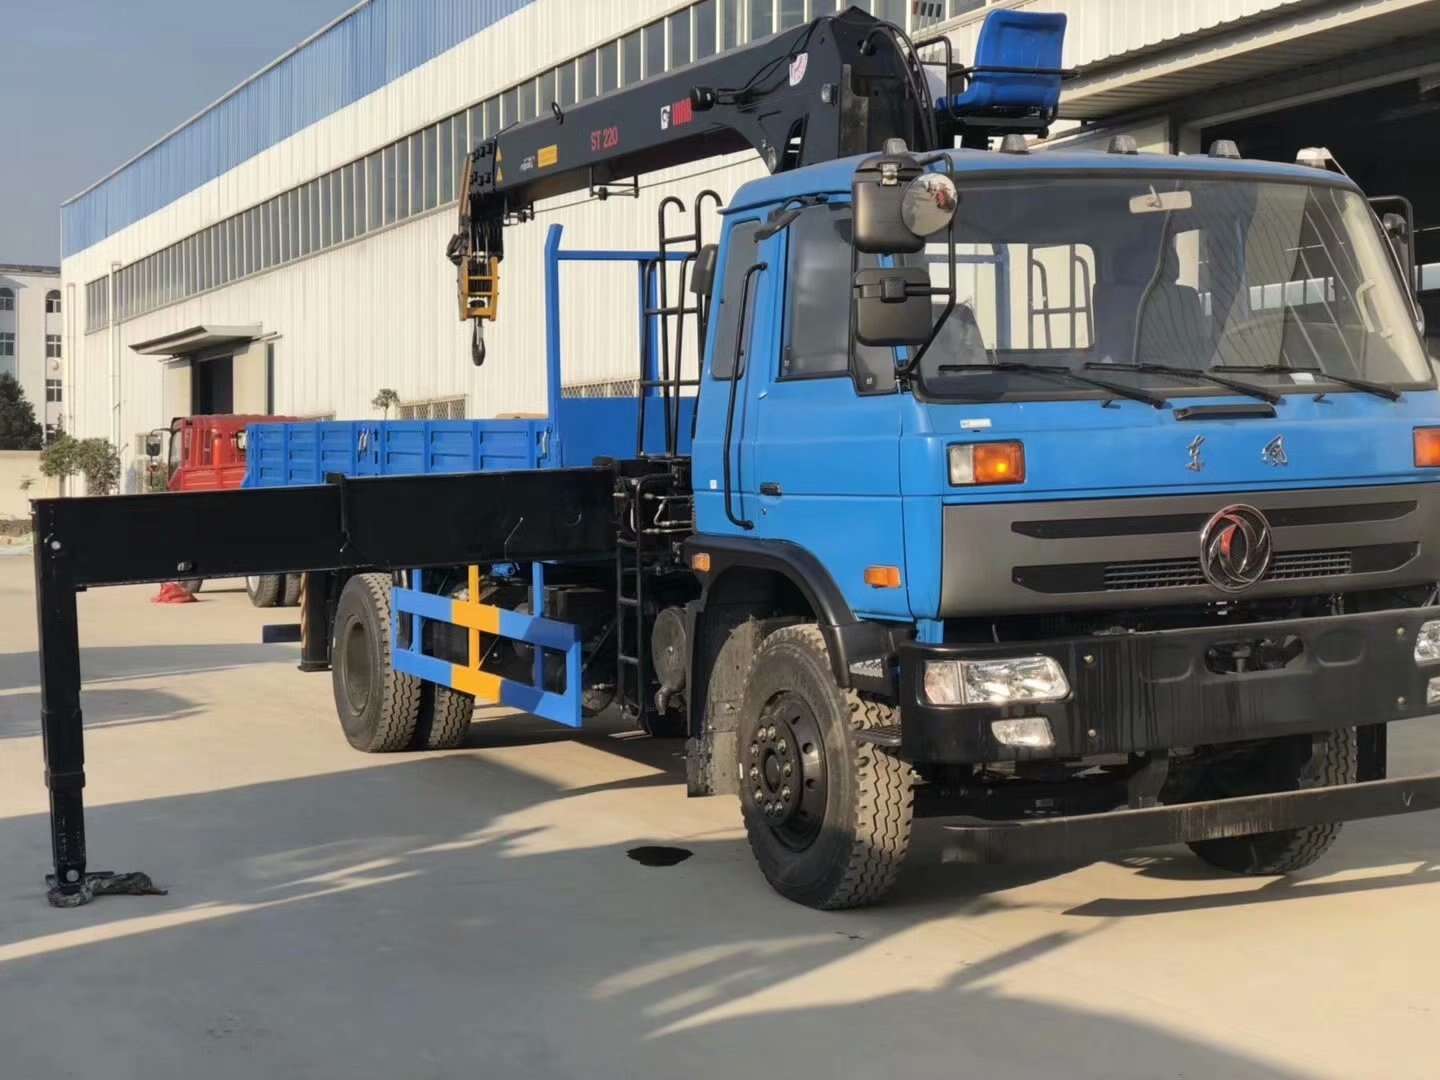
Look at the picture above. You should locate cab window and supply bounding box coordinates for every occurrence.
[781,205,895,393]
[168,427,184,481]
[711,221,762,380]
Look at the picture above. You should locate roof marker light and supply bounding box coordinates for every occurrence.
[1208,139,1241,159]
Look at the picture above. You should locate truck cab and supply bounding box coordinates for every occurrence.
[154,414,301,605]
[678,141,1440,904]
[162,414,288,492]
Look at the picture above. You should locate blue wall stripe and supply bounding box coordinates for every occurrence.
[62,0,536,258]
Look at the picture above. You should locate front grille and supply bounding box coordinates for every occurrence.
[1102,549,1353,592]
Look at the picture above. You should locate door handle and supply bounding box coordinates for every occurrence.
[759,482,782,497]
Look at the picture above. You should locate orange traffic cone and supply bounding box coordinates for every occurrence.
[152,582,199,604]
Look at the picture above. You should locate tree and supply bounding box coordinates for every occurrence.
[0,373,42,450]
[372,388,401,419]
[40,435,122,495]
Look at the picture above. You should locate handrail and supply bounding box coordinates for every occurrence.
[722,262,766,531]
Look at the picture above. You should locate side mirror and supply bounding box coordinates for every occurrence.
[853,268,934,346]
[853,145,957,254]
[690,244,718,298]
[1371,197,1419,300]
[1381,212,1415,286]
[143,431,164,458]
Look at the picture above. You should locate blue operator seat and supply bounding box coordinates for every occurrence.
[939,10,1069,139]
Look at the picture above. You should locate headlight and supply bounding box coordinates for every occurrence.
[922,656,1071,706]
[949,441,1024,485]
[1415,619,1440,664]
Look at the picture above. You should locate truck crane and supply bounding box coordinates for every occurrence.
[29,6,1440,911]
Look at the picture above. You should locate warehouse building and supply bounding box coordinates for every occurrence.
[61,0,1440,489]
[0,263,64,438]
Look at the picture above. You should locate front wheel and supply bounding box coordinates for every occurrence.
[1187,728,1356,875]
[737,624,914,909]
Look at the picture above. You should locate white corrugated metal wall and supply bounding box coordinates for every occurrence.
[62,0,1356,486]
[62,0,772,481]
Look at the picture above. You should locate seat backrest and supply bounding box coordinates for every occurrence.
[968,11,1067,112]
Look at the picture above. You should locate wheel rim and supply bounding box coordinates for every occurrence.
[246,575,260,593]
[342,617,373,713]
[747,691,827,850]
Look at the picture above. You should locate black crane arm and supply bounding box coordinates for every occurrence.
[447,7,940,327]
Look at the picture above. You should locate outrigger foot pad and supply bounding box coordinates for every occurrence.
[45,871,167,908]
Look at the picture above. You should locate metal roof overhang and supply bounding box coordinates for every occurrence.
[1059,0,1440,121]
[130,325,262,359]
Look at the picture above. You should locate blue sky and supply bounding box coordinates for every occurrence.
[0,0,351,266]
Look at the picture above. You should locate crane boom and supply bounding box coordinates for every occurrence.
[448,7,941,332]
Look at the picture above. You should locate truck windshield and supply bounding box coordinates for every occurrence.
[911,175,1430,400]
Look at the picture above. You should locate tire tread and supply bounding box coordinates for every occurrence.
[345,573,421,753]
[740,624,914,910]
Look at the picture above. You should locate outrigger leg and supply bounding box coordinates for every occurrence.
[33,518,163,908]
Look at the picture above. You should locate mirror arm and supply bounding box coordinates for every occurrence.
[897,156,959,379]
[897,225,957,379]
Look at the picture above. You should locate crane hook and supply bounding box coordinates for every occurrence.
[471,322,486,367]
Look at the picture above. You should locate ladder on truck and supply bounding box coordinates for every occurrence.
[615,193,715,732]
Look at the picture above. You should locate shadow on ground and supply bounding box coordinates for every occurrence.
[0,643,298,739]
[0,716,1356,1080]
[0,643,299,693]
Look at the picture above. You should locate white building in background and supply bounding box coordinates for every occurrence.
[0,263,64,438]
[59,0,1440,490]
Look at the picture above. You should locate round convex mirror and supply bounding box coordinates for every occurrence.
[900,172,958,238]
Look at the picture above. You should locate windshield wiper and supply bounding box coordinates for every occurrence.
[1083,361,1282,405]
[937,362,1169,409]
[1211,364,1401,402]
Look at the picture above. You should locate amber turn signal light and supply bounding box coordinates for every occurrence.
[949,441,1025,485]
[864,565,903,589]
[1416,428,1440,468]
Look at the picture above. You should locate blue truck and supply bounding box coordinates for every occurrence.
[31,8,1440,910]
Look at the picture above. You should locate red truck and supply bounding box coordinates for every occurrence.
[146,414,300,606]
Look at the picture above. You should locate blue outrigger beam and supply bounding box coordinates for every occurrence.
[391,565,585,728]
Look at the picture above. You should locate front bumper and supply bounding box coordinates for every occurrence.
[898,606,1440,764]
[939,771,1440,863]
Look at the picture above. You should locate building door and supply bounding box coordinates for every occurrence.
[192,356,234,414]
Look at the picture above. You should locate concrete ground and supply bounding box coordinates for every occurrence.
[1,551,1438,1079]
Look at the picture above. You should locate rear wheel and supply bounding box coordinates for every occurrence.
[737,624,913,909]
[177,578,204,596]
[1187,728,1356,874]
[413,683,474,750]
[282,573,303,607]
[246,574,284,608]
[330,573,421,752]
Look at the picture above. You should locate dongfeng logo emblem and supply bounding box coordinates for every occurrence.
[1200,504,1273,593]
[1262,434,1288,467]
[1186,434,1205,472]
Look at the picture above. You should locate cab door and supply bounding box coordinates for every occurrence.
[749,204,908,620]
[692,216,776,536]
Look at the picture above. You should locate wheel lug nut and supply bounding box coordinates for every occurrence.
[777,738,787,753]
[753,788,764,802]
[749,766,759,781]
[750,743,759,758]
[767,726,777,739]
[783,763,792,777]
[781,786,791,801]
